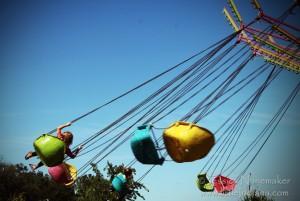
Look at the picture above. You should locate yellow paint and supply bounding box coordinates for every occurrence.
[264,57,300,73]
[223,7,239,31]
[251,0,261,10]
[228,0,243,23]
[253,35,300,60]
[273,26,300,44]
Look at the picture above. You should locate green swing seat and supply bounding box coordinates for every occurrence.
[131,125,164,165]
[33,134,65,167]
[196,173,214,192]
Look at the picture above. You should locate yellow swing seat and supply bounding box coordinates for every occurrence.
[163,121,215,162]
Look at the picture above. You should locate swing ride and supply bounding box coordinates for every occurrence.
[163,121,214,163]
[112,173,128,193]
[131,125,165,165]
[48,163,77,187]
[27,0,299,197]
[33,134,65,167]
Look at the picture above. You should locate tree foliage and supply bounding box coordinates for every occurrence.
[0,161,147,201]
[76,162,148,201]
[105,162,148,201]
[0,162,75,201]
[241,190,274,201]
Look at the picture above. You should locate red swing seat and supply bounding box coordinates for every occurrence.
[213,175,236,193]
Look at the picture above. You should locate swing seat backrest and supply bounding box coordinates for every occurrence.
[131,125,164,165]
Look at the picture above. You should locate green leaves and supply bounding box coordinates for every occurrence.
[0,161,147,201]
[241,190,274,201]
[0,162,75,201]
[76,162,147,201]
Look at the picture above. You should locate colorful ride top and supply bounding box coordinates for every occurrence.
[223,0,300,73]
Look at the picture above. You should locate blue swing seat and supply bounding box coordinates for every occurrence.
[112,173,127,193]
[131,125,164,165]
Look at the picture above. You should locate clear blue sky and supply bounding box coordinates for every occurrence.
[0,1,299,201]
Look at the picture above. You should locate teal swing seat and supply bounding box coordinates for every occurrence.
[196,173,214,192]
[131,125,164,165]
[112,173,127,193]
